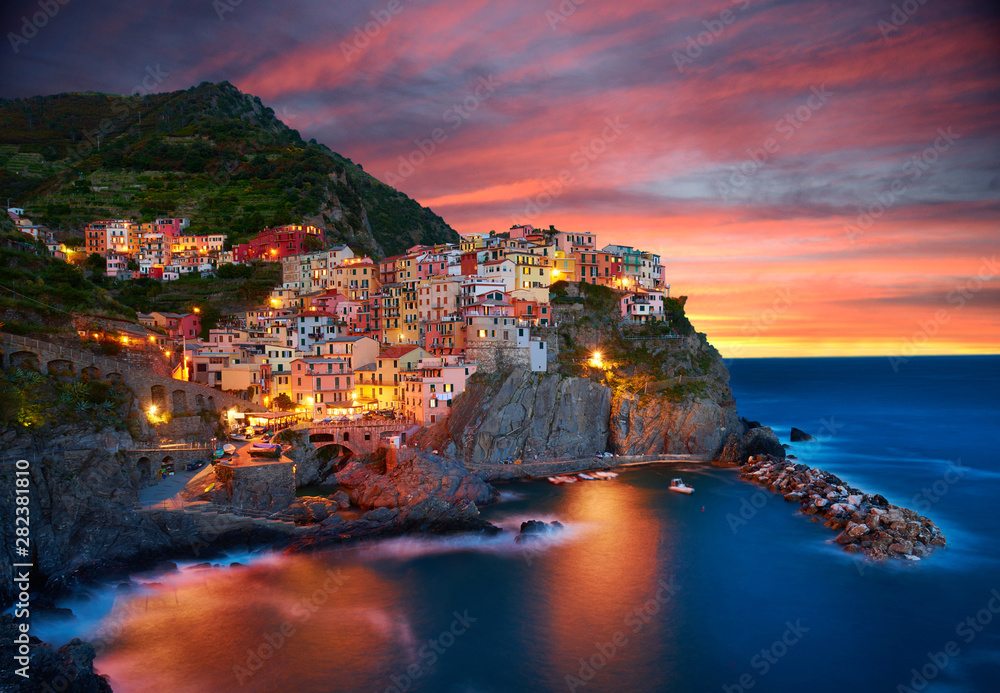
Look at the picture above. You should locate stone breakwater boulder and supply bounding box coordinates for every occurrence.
[739,454,946,561]
[718,423,786,466]
[335,451,501,510]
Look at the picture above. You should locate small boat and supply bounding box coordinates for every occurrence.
[222,443,236,454]
[593,471,619,479]
[578,473,597,480]
[669,478,695,494]
[230,434,247,441]
[213,448,224,459]
[553,475,577,484]
[547,477,563,485]
[249,442,281,458]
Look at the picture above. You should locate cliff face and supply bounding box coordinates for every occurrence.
[433,326,743,463]
[610,394,740,457]
[441,370,613,463]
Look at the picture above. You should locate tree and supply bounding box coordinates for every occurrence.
[84,253,106,273]
[273,393,294,411]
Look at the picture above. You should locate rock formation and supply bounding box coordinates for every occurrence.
[718,420,786,466]
[790,427,815,442]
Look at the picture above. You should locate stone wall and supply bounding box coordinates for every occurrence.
[0,333,266,416]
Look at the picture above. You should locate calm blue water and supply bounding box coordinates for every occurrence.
[35,356,1000,692]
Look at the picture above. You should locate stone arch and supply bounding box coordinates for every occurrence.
[342,431,350,442]
[150,384,167,410]
[9,351,39,371]
[81,365,100,381]
[309,433,337,443]
[46,359,75,379]
[195,394,206,410]
[171,389,188,414]
[207,395,216,411]
[105,372,123,384]
[136,456,152,481]
[160,456,175,475]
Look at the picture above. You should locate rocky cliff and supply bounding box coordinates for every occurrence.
[437,371,613,463]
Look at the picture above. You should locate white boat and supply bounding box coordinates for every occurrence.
[669,478,695,494]
[553,475,577,484]
[547,477,563,485]
[593,471,619,479]
[230,434,247,441]
[221,443,236,454]
[578,473,597,480]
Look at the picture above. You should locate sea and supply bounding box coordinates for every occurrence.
[31,356,1000,693]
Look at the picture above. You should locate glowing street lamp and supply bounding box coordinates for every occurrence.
[148,404,158,418]
[589,351,604,368]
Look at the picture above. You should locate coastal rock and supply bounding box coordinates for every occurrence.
[283,497,340,524]
[335,451,500,510]
[516,520,564,543]
[790,427,815,442]
[287,497,501,552]
[718,423,786,466]
[330,490,351,509]
[0,614,112,692]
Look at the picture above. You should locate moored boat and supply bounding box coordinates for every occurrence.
[669,478,695,494]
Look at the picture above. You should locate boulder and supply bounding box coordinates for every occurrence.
[330,490,351,509]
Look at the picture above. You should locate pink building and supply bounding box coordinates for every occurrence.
[401,358,477,426]
[289,356,355,420]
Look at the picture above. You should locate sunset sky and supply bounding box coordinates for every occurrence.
[2,0,998,357]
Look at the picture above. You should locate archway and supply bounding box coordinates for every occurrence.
[171,389,188,414]
[81,366,100,381]
[207,395,216,411]
[195,394,205,410]
[150,385,167,411]
[342,431,350,442]
[160,456,175,474]
[46,359,75,380]
[136,456,152,481]
[9,351,39,371]
[105,372,123,384]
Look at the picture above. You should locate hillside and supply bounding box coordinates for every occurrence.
[0,82,458,257]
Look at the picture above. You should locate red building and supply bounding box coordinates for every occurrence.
[247,225,325,261]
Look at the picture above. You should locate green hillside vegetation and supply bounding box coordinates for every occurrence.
[0,82,458,257]
[0,215,134,334]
